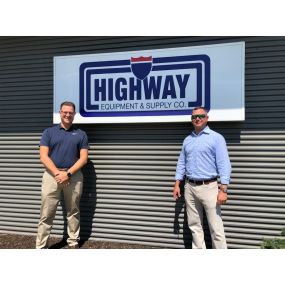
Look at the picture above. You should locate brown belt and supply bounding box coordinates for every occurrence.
[186,177,217,185]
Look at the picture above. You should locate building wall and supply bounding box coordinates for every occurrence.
[0,36,284,248]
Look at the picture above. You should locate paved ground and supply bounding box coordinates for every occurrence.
[0,233,158,249]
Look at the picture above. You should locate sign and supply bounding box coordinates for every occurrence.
[54,42,245,123]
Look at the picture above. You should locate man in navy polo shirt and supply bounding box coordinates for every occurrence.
[36,101,89,249]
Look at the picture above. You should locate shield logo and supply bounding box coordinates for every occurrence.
[131,56,153,80]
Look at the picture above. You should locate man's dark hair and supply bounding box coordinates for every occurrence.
[193,106,208,113]
[60,101,76,111]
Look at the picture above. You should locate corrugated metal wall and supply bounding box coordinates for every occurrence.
[0,36,284,248]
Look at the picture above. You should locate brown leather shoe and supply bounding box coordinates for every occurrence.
[68,244,79,249]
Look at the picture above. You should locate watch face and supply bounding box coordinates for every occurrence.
[67,172,72,178]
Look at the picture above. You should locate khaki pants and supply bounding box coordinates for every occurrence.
[36,170,83,249]
[184,180,227,249]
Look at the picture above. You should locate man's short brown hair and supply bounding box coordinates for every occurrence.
[60,101,76,111]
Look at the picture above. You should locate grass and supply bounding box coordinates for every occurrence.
[261,228,285,249]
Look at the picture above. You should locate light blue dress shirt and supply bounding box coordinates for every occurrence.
[175,126,231,184]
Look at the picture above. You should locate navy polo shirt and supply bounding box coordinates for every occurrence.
[39,124,89,169]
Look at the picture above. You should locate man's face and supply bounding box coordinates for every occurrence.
[191,108,208,130]
[60,105,75,125]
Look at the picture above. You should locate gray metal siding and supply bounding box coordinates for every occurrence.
[0,36,285,248]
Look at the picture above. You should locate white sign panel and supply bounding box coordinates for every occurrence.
[54,42,245,123]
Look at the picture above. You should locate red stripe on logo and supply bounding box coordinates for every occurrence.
[131,56,152,63]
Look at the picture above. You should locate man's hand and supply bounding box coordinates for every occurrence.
[55,171,70,186]
[173,181,181,200]
[217,184,228,205]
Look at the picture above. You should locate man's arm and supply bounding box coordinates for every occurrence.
[55,148,88,184]
[40,146,59,176]
[67,148,88,175]
[215,135,231,185]
[215,135,231,204]
[40,146,88,185]
[175,144,186,181]
[173,144,186,200]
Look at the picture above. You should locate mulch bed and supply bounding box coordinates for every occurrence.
[0,233,157,249]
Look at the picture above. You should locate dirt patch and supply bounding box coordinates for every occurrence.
[0,233,158,249]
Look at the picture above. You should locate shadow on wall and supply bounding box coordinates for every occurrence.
[79,159,97,246]
[49,159,97,249]
[173,181,212,249]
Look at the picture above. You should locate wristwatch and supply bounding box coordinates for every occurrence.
[67,172,72,178]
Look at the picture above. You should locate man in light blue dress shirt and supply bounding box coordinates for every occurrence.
[173,106,231,249]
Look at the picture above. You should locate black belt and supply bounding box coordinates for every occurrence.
[186,177,217,185]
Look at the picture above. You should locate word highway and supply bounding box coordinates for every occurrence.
[93,74,191,101]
